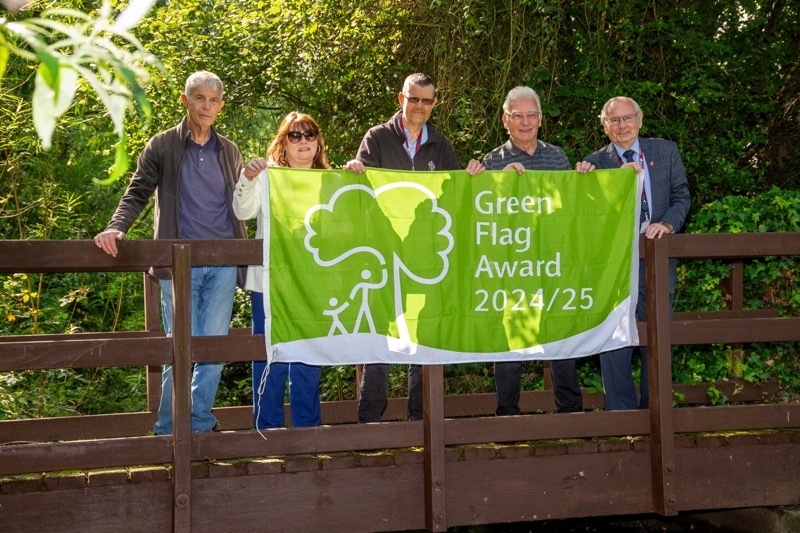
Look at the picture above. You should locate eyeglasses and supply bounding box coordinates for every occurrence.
[505,111,541,122]
[605,113,639,126]
[287,130,318,143]
[403,94,435,106]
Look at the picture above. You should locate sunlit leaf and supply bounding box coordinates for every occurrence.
[94,132,130,185]
[31,62,78,148]
[114,0,157,31]
[0,37,8,84]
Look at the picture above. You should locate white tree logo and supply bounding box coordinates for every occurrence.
[303,182,453,342]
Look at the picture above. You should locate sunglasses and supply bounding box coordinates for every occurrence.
[287,130,318,143]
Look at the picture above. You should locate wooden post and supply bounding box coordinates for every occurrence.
[144,272,163,412]
[542,361,553,390]
[171,245,192,532]
[725,262,746,377]
[729,261,744,310]
[355,364,364,401]
[645,237,678,515]
[423,364,447,531]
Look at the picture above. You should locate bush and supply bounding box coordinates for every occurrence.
[673,187,800,397]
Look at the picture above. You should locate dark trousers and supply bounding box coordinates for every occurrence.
[358,363,423,422]
[599,271,675,410]
[495,359,582,415]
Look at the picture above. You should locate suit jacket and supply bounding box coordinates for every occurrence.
[584,137,691,291]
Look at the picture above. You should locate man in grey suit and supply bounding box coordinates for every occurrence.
[582,96,691,409]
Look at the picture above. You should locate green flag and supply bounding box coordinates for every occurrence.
[263,167,639,364]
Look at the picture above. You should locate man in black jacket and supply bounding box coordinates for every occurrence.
[345,73,462,422]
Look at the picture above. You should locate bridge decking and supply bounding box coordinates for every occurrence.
[1,234,799,532]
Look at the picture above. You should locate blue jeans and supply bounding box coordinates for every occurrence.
[153,266,237,435]
[251,291,321,429]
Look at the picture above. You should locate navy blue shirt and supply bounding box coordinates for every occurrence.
[179,134,234,239]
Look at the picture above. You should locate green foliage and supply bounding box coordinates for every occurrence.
[400,0,800,198]
[582,372,604,396]
[679,187,800,316]
[672,188,800,396]
[320,365,357,402]
[0,366,146,419]
[0,0,161,178]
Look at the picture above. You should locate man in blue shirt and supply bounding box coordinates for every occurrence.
[94,71,246,434]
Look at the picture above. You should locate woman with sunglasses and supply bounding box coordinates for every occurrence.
[232,111,330,430]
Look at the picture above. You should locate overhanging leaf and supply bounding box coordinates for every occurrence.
[0,37,8,84]
[94,132,130,185]
[32,62,78,148]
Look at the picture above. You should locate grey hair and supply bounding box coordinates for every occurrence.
[503,86,542,113]
[402,72,436,94]
[184,71,224,99]
[599,96,642,122]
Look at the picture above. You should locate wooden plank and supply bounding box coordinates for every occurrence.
[192,334,266,362]
[0,382,780,445]
[0,239,170,273]
[645,237,678,516]
[676,440,800,511]
[0,239,261,274]
[446,449,653,526]
[0,482,173,533]
[190,464,426,533]
[423,365,447,531]
[191,422,423,461]
[667,232,800,259]
[0,336,171,371]
[672,309,779,320]
[171,244,193,533]
[0,412,157,444]
[144,272,164,412]
[0,330,164,342]
[0,437,173,475]
[443,410,650,446]
[670,317,800,344]
[673,404,800,433]
[3,435,800,532]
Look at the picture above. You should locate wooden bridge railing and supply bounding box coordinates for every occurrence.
[1,234,799,532]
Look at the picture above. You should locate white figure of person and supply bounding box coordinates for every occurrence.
[349,268,388,334]
[324,297,351,336]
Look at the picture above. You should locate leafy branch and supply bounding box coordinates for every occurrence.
[0,0,162,182]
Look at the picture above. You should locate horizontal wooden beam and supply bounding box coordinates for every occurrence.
[674,404,800,433]
[671,317,800,344]
[0,239,261,274]
[0,336,171,371]
[665,232,800,259]
[0,436,173,475]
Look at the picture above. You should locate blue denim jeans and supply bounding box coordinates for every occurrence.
[251,291,321,429]
[153,265,237,435]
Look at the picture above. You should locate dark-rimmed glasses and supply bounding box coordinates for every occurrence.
[287,130,318,143]
[403,94,435,106]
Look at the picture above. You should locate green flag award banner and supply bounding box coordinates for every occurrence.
[262,166,640,365]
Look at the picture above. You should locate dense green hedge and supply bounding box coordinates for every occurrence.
[669,187,800,402]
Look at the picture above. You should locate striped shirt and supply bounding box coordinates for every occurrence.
[482,139,570,171]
